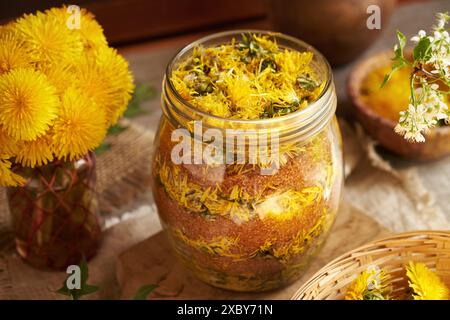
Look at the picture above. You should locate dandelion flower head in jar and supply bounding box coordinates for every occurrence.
[170,33,325,119]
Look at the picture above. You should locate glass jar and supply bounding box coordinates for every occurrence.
[6,152,102,270]
[152,31,343,292]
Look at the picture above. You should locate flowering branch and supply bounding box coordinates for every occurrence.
[383,12,450,142]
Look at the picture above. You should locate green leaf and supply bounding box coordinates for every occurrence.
[396,30,407,55]
[107,123,128,135]
[381,32,410,88]
[297,75,318,91]
[55,257,99,300]
[381,62,405,88]
[413,37,432,61]
[124,83,156,118]
[56,287,70,297]
[94,142,111,156]
[135,83,157,102]
[381,60,408,88]
[133,284,159,300]
[381,73,392,88]
[124,103,147,118]
[79,257,89,284]
[238,33,269,58]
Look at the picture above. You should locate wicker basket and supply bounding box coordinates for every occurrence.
[292,231,450,300]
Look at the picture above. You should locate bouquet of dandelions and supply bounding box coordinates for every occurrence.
[0,6,134,186]
[384,12,450,143]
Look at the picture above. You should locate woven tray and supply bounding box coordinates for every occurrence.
[293,231,450,300]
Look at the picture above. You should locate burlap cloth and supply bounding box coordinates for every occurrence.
[1,116,449,299]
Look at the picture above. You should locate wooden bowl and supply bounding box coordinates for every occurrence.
[292,231,450,300]
[347,51,450,161]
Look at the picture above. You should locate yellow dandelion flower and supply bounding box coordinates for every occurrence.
[52,88,107,160]
[274,50,313,83]
[74,47,134,125]
[15,133,54,167]
[0,157,25,186]
[45,6,108,50]
[0,23,15,37]
[345,273,369,300]
[171,72,193,100]
[171,34,322,119]
[0,68,59,141]
[0,127,19,156]
[222,72,261,119]
[406,262,449,300]
[345,267,390,300]
[193,91,230,118]
[252,34,279,53]
[37,63,76,95]
[0,27,32,74]
[14,10,83,64]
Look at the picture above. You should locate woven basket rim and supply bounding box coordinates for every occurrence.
[292,230,450,300]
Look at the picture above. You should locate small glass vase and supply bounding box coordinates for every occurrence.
[6,152,102,270]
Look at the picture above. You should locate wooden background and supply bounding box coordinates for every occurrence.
[0,0,432,46]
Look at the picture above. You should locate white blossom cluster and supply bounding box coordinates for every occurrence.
[411,13,450,77]
[395,82,448,142]
[394,13,450,143]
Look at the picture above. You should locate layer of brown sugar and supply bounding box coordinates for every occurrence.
[151,118,340,291]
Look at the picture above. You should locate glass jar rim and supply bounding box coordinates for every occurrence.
[165,29,333,126]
